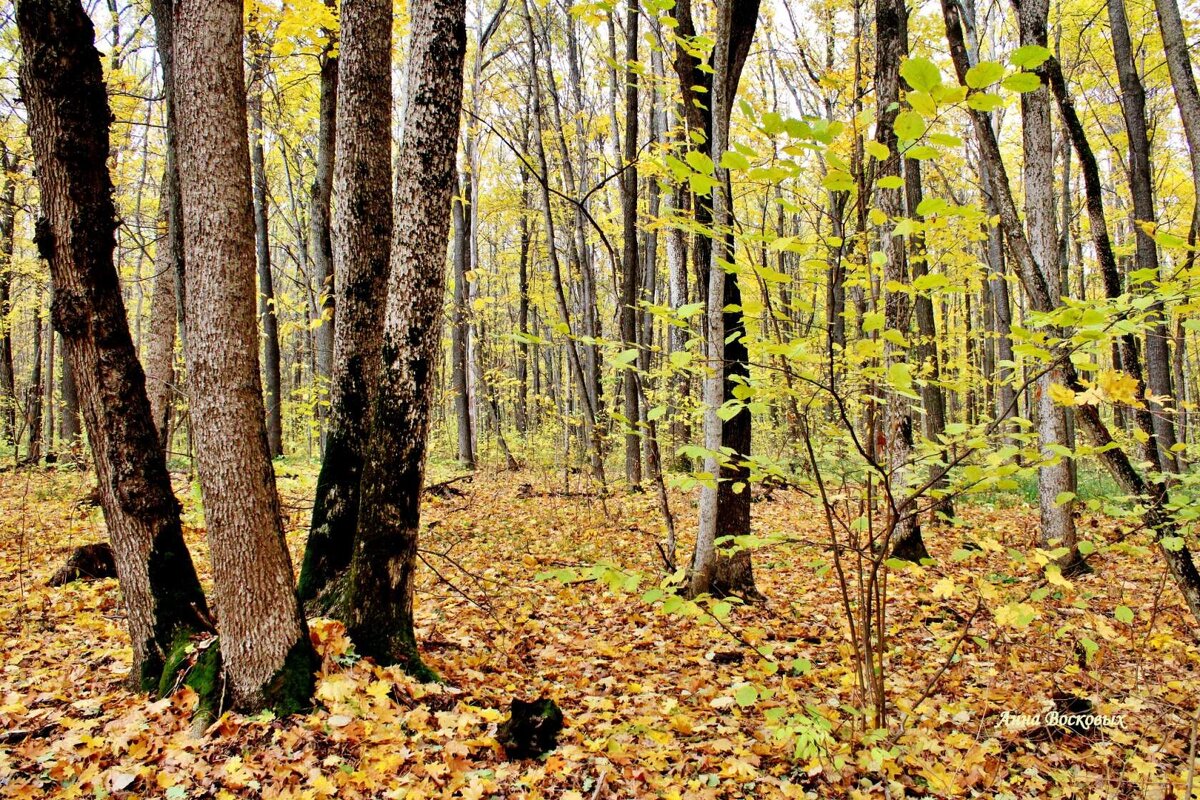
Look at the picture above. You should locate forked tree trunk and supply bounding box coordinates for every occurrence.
[298,0,394,608]
[174,0,316,713]
[346,0,467,674]
[17,0,209,692]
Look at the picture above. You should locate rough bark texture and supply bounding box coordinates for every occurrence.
[174,0,315,712]
[298,0,394,608]
[16,0,209,692]
[345,0,466,673]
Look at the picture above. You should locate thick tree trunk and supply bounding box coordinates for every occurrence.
[346,0,466,674]
[1152,0,1200,214]
[174,0,316,712]
[17,0,210,692]
[298,0,394,608]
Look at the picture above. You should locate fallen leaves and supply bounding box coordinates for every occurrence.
[0,467,1198,797]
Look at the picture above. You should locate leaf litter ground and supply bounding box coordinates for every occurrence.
[0,463,1197,798]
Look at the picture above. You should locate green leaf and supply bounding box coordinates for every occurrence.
[711,601,732,619]
[1077,540,1096,556]
[734,683,758,707]
[966,61,1005,89]
[900,56,942,92]
[878,175,904,189]
[893,110,926,140]
[1054,491,1076,507]
[967,92,1004,112]
[1002,72,1042,93]
[865,140,890,160]
[1079,637,1099,664]
[1011,44,1052,68]
[904,145,938,160]
[641,588,664,603]
[1114,605,1134,625]
[685,149,714,174]
[720,150,751,170]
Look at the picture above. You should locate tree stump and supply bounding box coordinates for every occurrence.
[47,542,116,586]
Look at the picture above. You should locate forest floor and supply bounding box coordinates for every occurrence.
[0,461,1197,798]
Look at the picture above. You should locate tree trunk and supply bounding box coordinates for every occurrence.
[27,297,45,465]
[0,146,18,451]
[875,0,927,563]
[620,0,642,488]
[59,334,81,457]
[690,0,761,598]
[346,0,466,675]
[17,0,210,692]
[1017,0,1078,554]
[248,29,285,459]
[145,174,177,451]
[174,0,316,713]
[450,174,475,469]
[1108,0,1178,473]
[298,0,395,608]
[943,0,1200,617]
[149,0,186,355]
[310,14,337,404]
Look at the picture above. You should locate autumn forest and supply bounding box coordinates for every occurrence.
[2,0,1200,795]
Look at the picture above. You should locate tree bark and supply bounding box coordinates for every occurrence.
[298,0,395,608]
[174,0,316,712]
[1017,0,1078,553]
[345,0,466,675]
[310,11,337,400]
[620,0,642,488]
[0,146,18,450]
[17,0,210,692]
[450,174,475,469]
[145,174,177,451]
[248,24,284,459]
[1108,0,1178,473]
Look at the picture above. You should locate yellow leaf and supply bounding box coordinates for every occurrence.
[1048,383,1076,407]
